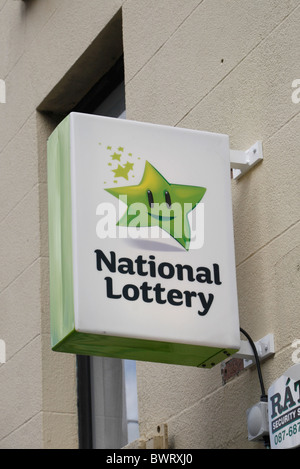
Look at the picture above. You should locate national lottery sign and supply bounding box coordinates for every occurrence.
[47,113,240,367]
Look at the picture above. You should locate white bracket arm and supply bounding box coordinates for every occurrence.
[233,333,275,369]
[230,141,263,180]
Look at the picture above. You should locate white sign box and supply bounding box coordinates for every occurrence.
[47,112,240,367]
[268,364,300,449]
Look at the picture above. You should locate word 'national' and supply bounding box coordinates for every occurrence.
[94,249,223,316]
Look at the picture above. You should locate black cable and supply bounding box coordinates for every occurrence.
[240,328,270,448]
[239,327,267,401]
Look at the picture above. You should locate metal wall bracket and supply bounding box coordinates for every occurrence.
[230,141,263,180]
[233,333,275,369]
[138,423,168,449]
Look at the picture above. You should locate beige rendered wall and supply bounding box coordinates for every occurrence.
[123,0,300,449]
[0,0,299,450]
[0,0,124,449]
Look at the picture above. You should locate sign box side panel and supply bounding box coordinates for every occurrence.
[52,329,237,368]
[47,115,75,348]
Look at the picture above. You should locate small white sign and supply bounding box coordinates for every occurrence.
[268,364,300,449]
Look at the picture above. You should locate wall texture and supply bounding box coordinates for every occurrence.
[0,0,299,449]
[0,0,125,449]
[123,0,300,449]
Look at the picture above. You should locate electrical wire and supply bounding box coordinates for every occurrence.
[239,327,267,401]
[240,327,270,449]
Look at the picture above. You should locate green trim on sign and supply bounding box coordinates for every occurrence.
[52,329,237,368]
[47,115,75,349]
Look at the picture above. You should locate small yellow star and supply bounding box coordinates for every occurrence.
[124,161,134,171]
[112,164,131,180]
[111,152,121,161]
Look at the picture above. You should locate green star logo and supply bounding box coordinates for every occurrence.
[105,161,206,251]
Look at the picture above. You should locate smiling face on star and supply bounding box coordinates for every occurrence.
[146,185,176,222]
[105,161,206,250]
